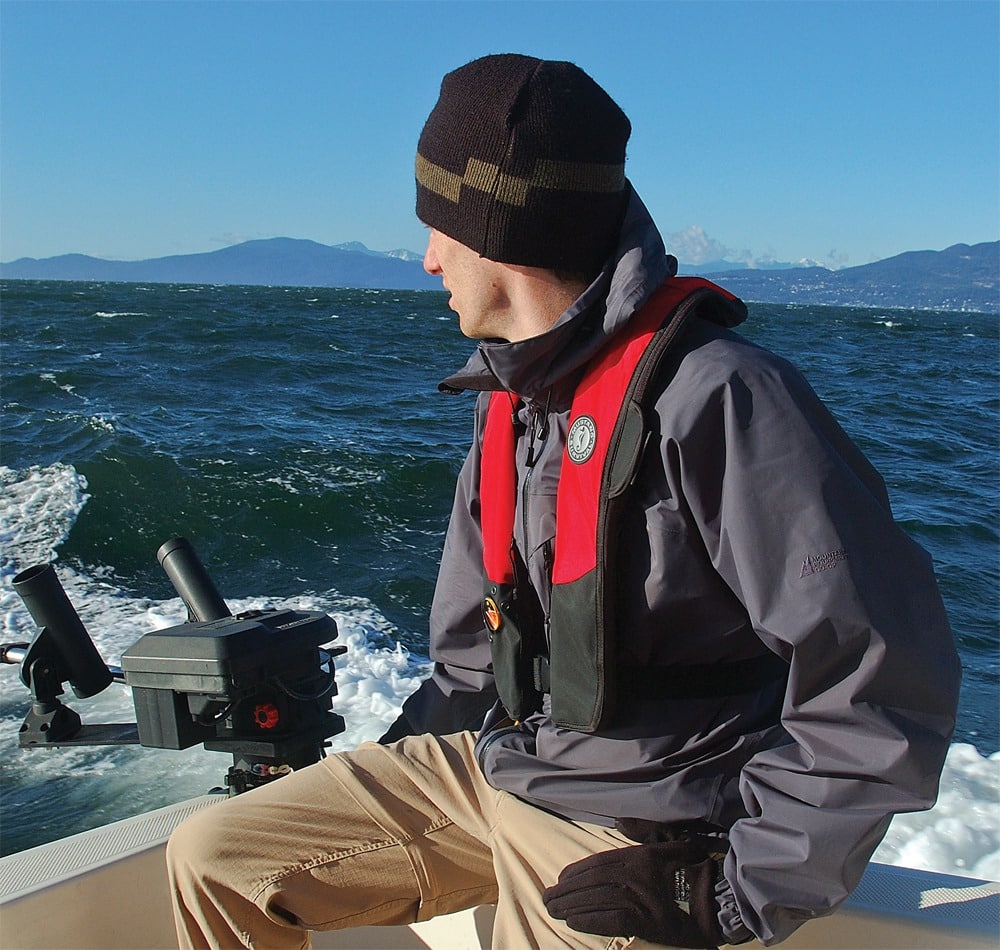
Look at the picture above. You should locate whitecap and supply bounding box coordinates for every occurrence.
[87,415,116,432]
[0,464,90,580]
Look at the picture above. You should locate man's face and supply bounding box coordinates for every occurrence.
[423,229,513,340]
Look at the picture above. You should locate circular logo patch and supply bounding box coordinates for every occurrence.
[567,415,598,464]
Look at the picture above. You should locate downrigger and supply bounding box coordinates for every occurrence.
[0,537,346,794]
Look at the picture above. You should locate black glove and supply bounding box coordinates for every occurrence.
[543,820,728,948]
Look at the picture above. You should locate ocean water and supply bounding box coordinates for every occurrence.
[1,279,997,880]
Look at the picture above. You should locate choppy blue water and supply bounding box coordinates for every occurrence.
[1,280,997,873]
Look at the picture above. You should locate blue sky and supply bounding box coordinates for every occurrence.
[2,0,997,268]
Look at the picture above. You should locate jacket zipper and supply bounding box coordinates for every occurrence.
[521,401,549,551]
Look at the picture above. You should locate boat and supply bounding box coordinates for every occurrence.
[1,790,997,949]
[2,545,997,948]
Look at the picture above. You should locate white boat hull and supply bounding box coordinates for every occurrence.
[1,795,997,949]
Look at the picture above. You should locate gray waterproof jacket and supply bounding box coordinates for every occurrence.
[396,189,961,944]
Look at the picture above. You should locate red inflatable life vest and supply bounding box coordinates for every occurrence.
[480,277,744,731]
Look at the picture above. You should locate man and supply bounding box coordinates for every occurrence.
[168,54,960,948]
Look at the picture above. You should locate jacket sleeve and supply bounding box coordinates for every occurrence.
[672,346,961,945]
[389,394,499,738]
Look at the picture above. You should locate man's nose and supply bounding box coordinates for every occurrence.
[423,233,441,275]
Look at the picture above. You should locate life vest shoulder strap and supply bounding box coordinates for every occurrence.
[553,277,732,586]
[481,391,521,585]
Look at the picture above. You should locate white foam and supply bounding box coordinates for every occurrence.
[873,744,1000,880]
[39,373,77,395]
[0,464,90,579]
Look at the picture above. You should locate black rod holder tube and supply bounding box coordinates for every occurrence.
[12,564,114,699]
[157,537,231,622]
[0,644,28,665]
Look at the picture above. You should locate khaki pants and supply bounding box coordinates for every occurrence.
[166,731,660,949]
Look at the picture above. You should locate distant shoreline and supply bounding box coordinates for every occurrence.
[2,237,997,313]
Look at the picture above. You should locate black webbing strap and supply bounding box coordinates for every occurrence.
[534,651,787,701]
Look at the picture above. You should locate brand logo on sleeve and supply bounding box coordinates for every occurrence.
[800,549,848,577]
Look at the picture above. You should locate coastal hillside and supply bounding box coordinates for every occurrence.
[3,238,997,312]
[695,242,998,313]
[0,238,440,292]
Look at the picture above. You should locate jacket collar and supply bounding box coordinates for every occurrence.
[438,185,745,401]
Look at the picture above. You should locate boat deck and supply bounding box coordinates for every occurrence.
[1,795,997,949]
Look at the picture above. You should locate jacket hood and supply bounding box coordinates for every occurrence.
[439,184,746,400]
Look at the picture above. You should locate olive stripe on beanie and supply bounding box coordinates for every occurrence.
[416,54,631,276]
[416,155,626,209]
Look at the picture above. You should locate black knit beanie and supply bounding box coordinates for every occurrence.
[416,54,631,276]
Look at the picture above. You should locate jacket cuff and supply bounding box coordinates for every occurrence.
[716,875,755,945]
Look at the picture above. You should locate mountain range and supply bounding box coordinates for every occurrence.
[693,242,998,313]
[0,238,441,292]
[2,237,997,313]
